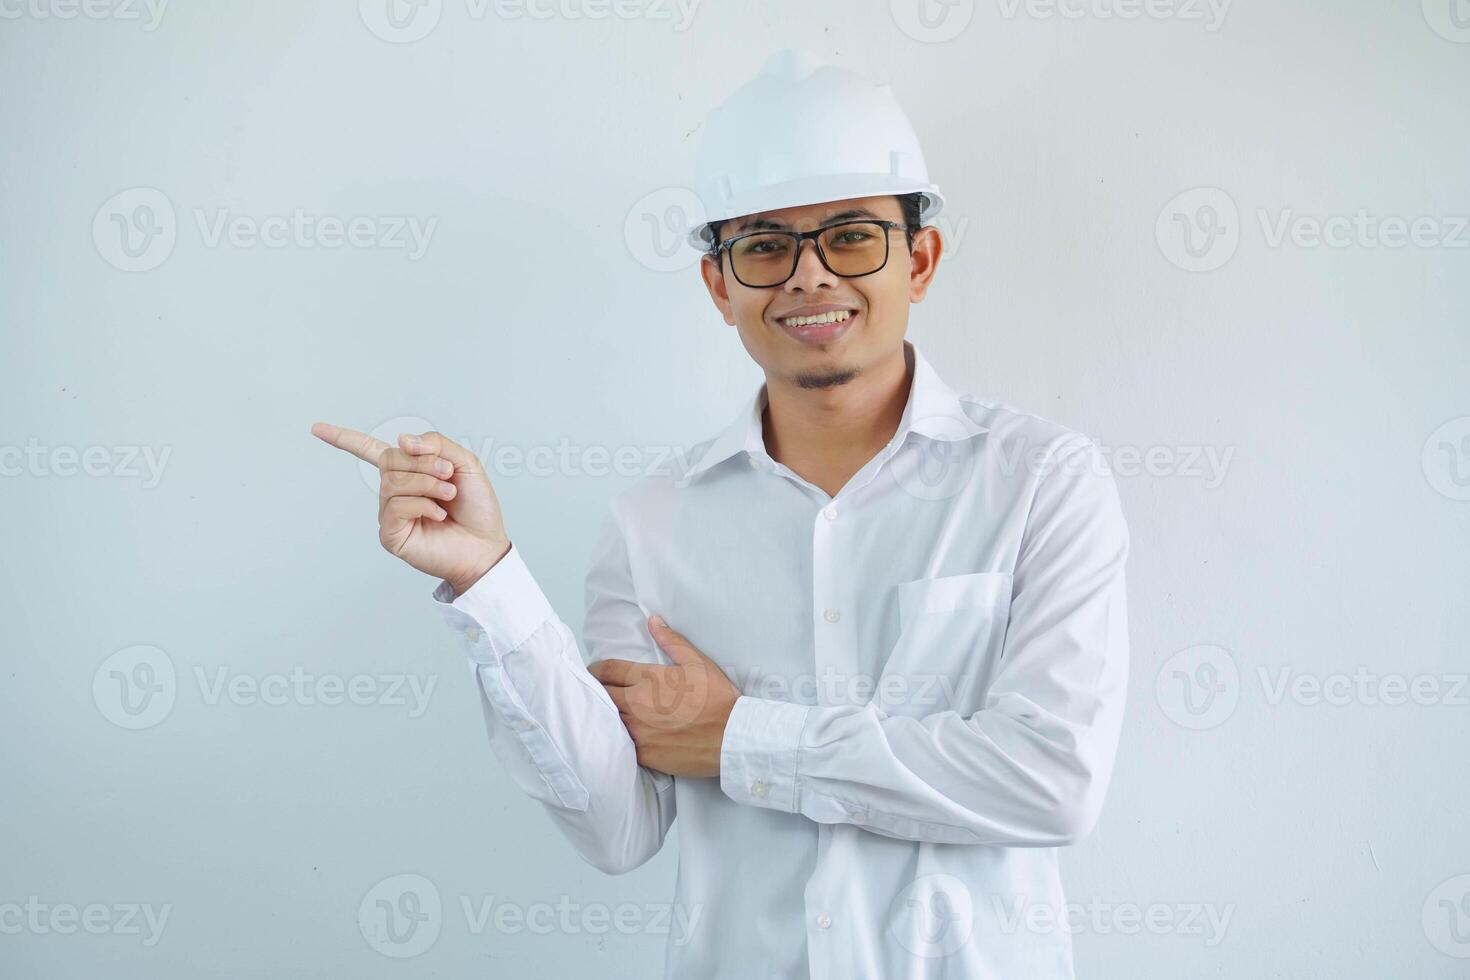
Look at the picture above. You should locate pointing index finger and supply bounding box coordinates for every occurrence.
[310,421,390,465]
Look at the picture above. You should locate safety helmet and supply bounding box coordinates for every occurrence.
[686,48,945,252]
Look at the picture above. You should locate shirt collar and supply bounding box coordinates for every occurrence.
[673,340,987,489]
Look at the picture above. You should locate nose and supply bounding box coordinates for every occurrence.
[783,238,838,293]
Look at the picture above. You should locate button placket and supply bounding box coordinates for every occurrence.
[808,491,856,977]
[810,499,857,712]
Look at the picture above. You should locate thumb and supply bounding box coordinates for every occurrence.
[648,615,705,665]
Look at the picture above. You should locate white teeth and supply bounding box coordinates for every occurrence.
[781,310,852,327]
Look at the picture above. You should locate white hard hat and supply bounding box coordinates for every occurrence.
[686,48,945,252]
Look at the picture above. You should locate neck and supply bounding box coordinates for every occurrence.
[761,342,913,499]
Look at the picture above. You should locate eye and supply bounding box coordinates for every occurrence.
[744,237,790,256]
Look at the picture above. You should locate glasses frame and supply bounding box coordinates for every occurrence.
[712,219,912,289]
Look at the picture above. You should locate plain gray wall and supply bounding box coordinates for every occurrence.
[3,1,1468,976]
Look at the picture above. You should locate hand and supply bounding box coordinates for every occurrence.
[589,616,742,778]
[311,423,510,595]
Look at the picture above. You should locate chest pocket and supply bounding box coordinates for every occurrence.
[878,571,1013,717]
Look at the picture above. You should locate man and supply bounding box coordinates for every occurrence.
[313,49,1129,979]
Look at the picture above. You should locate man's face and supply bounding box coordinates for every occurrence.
[699,194,942,391]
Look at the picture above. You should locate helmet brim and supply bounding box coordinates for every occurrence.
[687,180,945,251]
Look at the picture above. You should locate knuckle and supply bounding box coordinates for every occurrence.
[383,471,416,494]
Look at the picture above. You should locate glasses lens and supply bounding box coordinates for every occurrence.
[729,233,797,287]
[819,222,889,277]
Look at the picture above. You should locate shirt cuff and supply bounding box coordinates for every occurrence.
[430,542,555,664]
[719,696,809,813]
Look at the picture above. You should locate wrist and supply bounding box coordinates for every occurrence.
[448,536,512,597]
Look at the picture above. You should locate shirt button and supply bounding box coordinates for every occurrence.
[750,780,768,798]
[747,455,761,468]
[816,914,832,930]
[822,505,838,520]
[823,608,840,623]
[464,627,482,643]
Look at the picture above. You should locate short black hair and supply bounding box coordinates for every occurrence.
[706,191,924,259]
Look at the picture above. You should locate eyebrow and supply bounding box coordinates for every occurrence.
[730,207,884,235]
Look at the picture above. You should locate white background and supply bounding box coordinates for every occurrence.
[2,0,1468,976]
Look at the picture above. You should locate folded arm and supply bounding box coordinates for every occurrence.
[717,438,1131,846]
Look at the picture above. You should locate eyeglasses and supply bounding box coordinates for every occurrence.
[713,219,911,288]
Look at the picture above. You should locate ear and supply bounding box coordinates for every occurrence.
[906,225,944,304]
[699,252,737,326]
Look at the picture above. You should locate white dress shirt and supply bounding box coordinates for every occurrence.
[432,340,1130,979]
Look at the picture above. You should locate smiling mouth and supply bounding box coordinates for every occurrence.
[776,309,855,329]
